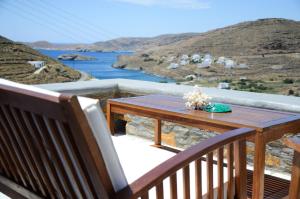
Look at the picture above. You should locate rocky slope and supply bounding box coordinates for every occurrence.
[24,40,88,50]
[114,18,300,95]
[25,33,199,51]
[0,36,81,84]
[91,33,199,51]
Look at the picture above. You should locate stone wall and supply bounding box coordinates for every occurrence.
[124,114,296,175]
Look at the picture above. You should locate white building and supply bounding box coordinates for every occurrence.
[218,82,230,89]
[191,54,201,63]
[28,61,45,69]
[224,60,236,69]
[216,57,226,65]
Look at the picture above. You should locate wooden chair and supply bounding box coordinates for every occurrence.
[0,79,255,199]
[284,137,300,199]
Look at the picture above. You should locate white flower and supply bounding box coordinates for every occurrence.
[183,85,211,109]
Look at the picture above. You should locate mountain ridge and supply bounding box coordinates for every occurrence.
[113,18,300,95]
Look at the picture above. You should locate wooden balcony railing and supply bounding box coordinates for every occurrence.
[116,128,256,199]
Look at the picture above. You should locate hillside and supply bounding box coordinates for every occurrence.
[114,18,300,96]
[25,33,199,51]
[0,36,81,84]
[91,33,199,51]
[24,40,88,50]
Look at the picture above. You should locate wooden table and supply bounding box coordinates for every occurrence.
[107,94,300,199]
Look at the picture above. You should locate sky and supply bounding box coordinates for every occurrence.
[0,0,300,43]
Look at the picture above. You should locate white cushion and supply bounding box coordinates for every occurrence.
[0,79,128,192]
[113,134,229,199]
[77,97,128,191]
[112,135,175,183]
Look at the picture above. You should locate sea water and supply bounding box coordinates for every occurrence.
[38,49,174,83]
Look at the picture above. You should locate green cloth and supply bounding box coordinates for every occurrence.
[203,103,232,113]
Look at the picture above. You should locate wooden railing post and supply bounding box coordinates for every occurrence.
[252,133,266,199]
[289,151,300,199]
[234,139,247,199]
[284,138,300,199]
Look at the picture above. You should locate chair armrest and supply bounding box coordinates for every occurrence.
[115,127,255,199]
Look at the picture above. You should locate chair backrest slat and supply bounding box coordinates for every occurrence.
[0,108,29,187]
[20,110,59,198]
[0,117,19,182]
[54,120,92,198]
[0,83,114,198]
[10,108,48,196]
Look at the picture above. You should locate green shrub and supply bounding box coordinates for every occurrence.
[159,80,168,83]
[288,89,294,95]
[223,79,232,83]
[283,78,294,84]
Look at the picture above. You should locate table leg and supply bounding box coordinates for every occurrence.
[252,132,266,199]
[107,103,115,135]
[154,119,162,146]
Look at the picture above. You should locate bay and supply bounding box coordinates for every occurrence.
[38,49,174,83]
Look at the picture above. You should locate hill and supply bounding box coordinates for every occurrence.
[91,33,199,51]
[114,18,300,96]
[24,40,88,50]
[0,36,81,84]
[25,33,199,51]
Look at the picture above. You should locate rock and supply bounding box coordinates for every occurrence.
[57,54,96,61]
[218,82,230,89]
[197,63,209,68]
[167,56,176,63]
[77,49,89,52]
[185,74,197,81]
[271,65,284,70]
[141,53,149,58]
[167,63,179,69]
[113,63,127,69]
[238,63,249,69]
[208,77,218,82]
[191,54,201,63]
[143,57,155,62]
